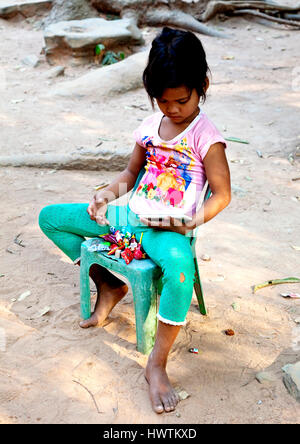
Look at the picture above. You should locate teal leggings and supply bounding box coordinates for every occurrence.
[39,203,196,325]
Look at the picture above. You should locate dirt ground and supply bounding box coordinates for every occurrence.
[0,8,300,424]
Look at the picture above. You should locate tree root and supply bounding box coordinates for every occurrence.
[92,0,228,37]
[0,152,130,171]
[233,8,300,29]
[144,8,228,38]
[202,1,300,22]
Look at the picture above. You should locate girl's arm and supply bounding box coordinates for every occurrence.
[94,143,146,203]
[192,142,231,228]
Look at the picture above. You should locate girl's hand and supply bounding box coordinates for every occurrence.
[87,195,109,225]
[139,216,194,236]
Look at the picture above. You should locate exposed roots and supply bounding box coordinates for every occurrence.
[202,1,300,29]
[232,8,300,29]
[44,0,300,38]
[92,0,227,37]
[144,8,228,38]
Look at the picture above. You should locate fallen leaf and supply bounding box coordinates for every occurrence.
[225,137,249,144]
[231,302,240,311]
[37,306,51,317]
[252,277,300,293]
[280,293,300,299]
[224,329,235,336]
[18,290,31,301]
[94,182,109,191]
[176,389,190,401]
[291,245,300,251]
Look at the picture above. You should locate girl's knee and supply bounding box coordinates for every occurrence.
[163,251,195,282]
[38,204,58,232]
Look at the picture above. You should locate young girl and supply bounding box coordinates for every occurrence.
[39,27,231,414]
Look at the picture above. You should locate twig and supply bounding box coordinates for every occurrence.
[72,380,103,414]
[14,233,26,247]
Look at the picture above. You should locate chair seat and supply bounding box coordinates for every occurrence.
[81,238,160,275]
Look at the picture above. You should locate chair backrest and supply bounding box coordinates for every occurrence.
[190,181,211,248]
[130,166,212,246]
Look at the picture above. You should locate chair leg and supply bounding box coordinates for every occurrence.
[130,276,158,355]
[80,258,92,320]
[194,258,207,316]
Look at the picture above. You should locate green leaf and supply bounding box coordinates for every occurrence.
[252,277,300,293]
[225,137,249,144]
[95,44,105,55]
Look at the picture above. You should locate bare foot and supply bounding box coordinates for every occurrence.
[145,352,179,414]
[79,282,128,328]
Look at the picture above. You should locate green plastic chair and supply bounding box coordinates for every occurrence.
[80,167,211,355]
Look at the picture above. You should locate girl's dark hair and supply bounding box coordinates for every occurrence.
[143,27,210,109]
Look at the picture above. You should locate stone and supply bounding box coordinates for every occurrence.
[282,362,300,402]
[0,1,52,19]
[45,50,148,99]
[0,146,131,171]
[43,18,144,65]
[44,66,65,78]
[21,54,39,68]
[255,371,276,384]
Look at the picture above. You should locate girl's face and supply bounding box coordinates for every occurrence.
[156,86,201,124]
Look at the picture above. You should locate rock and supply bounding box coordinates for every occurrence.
[282,362,300,402]
[255,371,276,384]
[43,17,144,65]
[0,147,131,171]
[21,54,39,68]
[44,50,148,99]
[0,0,52,19]
[44,66,65,78]
[231,184,247,197]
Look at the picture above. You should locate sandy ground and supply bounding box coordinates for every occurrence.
[0,8,300,424]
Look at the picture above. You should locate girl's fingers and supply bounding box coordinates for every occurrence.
[140,217,151,226]
[95,214,109,225]
[140,217,172,229]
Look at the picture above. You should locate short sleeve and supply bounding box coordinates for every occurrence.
[132,112,161,147]
[194,116,227,161]
[133,124,144,146]
[200,135,227,160]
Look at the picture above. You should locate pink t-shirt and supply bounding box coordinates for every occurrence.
[129,109,226,218]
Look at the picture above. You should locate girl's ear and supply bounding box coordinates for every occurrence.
[204,76,210,92]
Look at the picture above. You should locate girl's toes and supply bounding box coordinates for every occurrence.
[152,394,164,414]
[170,394,177,409]
[162,396,173,412]
[79,314,99,328]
